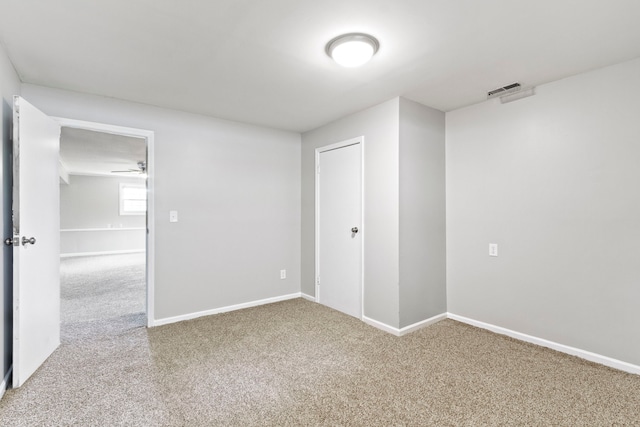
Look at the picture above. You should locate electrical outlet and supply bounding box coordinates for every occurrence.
[489,243,498,257]
[280,269,286,279]
[169,210,178,223]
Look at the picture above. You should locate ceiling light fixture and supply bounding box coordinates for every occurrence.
[326,33,379,68]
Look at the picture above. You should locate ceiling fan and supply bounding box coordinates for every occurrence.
[111,161,146,174]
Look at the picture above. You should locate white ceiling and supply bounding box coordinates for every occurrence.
[1,0,640,132]
[60,127,146,177]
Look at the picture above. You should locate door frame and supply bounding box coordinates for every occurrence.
[315,136,365,319]
[53,117,156,327]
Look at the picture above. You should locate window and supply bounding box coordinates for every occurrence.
[119,183,147,215]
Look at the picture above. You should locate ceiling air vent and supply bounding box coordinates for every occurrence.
[487,82,521,99]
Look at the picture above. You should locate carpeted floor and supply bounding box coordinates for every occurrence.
[1,254,639,426]
[59,253,147,342]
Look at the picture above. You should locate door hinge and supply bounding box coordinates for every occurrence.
[316,277,320,286]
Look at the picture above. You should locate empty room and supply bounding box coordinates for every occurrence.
[0,1,639,425]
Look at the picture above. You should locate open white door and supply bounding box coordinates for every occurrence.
[11,96,61,388]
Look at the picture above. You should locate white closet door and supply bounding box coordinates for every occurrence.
[317,141,362,318]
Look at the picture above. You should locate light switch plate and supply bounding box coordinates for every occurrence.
[169,210,178,223]
[489,243,498,257]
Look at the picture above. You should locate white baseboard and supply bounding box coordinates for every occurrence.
[301,293,316,302]
[61,249,145,258]
[447,313,640,376]
[0,366,12,400]
[151,292,302,327]
[363,312,448,336]
[362,316,399,335]
[399,313,448,335]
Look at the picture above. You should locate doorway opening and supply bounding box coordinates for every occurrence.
[55,119,155,334]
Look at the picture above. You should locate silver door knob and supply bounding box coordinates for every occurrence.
[4,238,13,246]
[22,236,36,246]
[351,227,358,233]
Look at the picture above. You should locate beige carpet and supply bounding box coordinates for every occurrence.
[1,258,639,425]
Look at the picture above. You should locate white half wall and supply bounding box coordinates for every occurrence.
[23,84,301,322]
[60,229,145,257]
[446,58,640,367]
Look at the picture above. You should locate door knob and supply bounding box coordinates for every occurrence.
[22,236,36,246]
[351,227,358,234]
[4,238,13,246]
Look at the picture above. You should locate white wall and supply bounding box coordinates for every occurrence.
[446,58,640,366]
[60,175,146,256]
[302,98,400,327]
[23,84,301,321]
[399,98,446,328]
[0,41,20,392]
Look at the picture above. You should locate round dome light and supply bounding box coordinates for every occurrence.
[326,33,379,68]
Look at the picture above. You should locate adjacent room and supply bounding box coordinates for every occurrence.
[59,128,148,342]
[0,1,639,425]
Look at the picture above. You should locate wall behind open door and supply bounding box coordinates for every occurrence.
[0,42,21,397]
